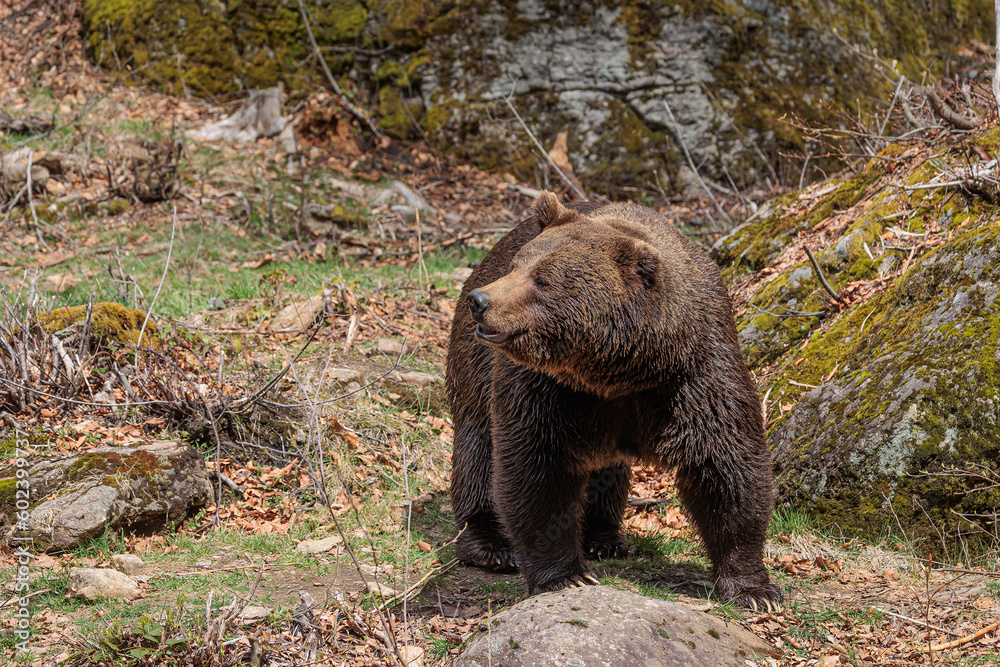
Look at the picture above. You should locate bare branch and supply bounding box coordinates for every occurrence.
[925,89,981,131]
[503,95,588,202]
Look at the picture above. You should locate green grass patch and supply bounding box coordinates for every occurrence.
[770,507,813,536]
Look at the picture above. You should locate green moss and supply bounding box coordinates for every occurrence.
[65,452,121,481]
[973,126,1000,154]
[38,302,159,348]
[378,86,423,140]
[768,218,1000,550]
[65,450,168,490]
[847,257,876,280]
[0,478,16,510]
[83,0,370,95]
[717,160,886,277]
[738,264,829,367]
[84,0,242,96]
[371,0,449,49]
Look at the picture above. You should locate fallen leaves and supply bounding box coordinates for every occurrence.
[768,553,844,578]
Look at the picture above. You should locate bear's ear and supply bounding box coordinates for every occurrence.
[532,192,578,229]
[612,238,661,289]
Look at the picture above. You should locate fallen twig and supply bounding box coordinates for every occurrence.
[135,206,176,366]
[209,470,245,496]
[925,88,980,131]
[922,619,1000,652]
[804,247,844,304]
[872,607,962,638]
[627,496,670,509]
[378,558,459,611]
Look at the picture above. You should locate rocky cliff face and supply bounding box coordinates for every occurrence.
[82,0,994,193]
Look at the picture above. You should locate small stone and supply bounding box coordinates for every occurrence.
[43,273,80,293]
[327,367,362,383]
[237,605,273,625]
[376,338,413,356]
[451,267,474,282]
[269,295,326,332]
[366,581,399,598]
[388,370,441,388]
[68,567,139,600]
[45,179,66,196]
[110,554,144,576]
[294,535,344,554]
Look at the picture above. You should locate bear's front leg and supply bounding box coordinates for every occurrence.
[491,373,600,594]
[673,444,783,610]
[451,412,517,572]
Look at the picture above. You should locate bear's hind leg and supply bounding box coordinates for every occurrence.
[451,413,516,571]
[582,463,630,560]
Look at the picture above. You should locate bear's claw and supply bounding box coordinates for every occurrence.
[583,532,629,560]
[729,583,783,612]
[532,571,601,594]
[455,533,517,572]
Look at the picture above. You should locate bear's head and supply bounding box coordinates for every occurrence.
[467,192,670,397]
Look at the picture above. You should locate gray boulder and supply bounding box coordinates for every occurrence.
[457,586,775,667]
[1,440,213,551]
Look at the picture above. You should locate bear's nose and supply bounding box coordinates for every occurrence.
[468,289,491,321]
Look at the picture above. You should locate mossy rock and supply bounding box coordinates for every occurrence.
[723,128,1000,552]
[38,302,159,349]
[0,441,213,551]
[82,0,994,194]
[769,220,1000,550]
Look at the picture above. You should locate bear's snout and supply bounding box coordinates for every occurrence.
[468,289,491,321]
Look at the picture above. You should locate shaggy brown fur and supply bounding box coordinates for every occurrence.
[446,193,781,606]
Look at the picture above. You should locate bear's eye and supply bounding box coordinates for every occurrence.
[533,275,550,289]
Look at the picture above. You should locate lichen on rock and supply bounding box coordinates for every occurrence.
[0,440,213,551]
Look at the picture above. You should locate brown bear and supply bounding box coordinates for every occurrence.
[446,193,781,608]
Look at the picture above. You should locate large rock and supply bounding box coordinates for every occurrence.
[457,586,775,667]
[1,440,213,551]
[713,128,1000,547]
[81,1,994,193]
